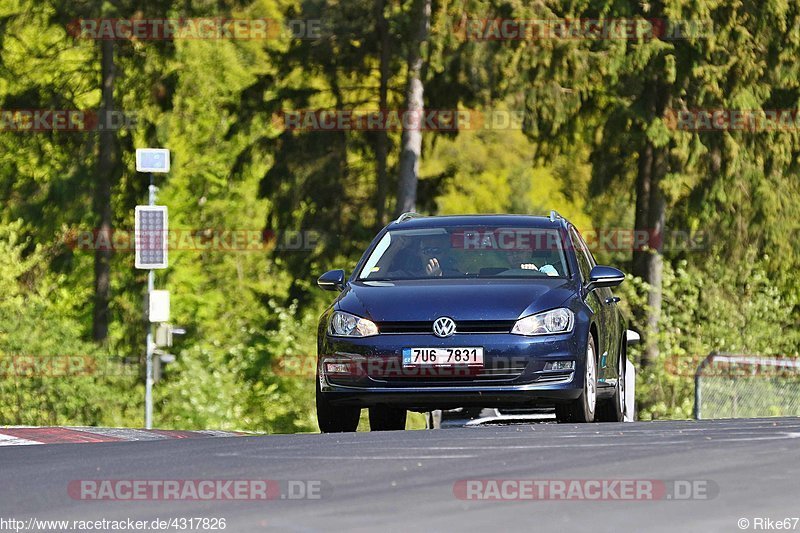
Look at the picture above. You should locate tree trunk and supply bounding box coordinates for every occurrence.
[641,146,667,367]
[394,0,430,216]
[374,0,390,228]
[632,143,652,279]
[92,39,117,342]
[632,68,669,368]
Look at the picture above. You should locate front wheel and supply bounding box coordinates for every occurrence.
[369,405,407,431]
[316,379,360,433]
[425,410,442,429]
[555,335,597,423]
[597,344,626,422]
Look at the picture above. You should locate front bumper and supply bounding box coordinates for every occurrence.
[318,331,588,410]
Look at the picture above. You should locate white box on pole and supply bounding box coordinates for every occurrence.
[148,290,170,323]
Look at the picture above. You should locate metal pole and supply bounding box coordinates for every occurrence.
[145,174,156,429]
[694,352,714,420]
[694,372,701,420]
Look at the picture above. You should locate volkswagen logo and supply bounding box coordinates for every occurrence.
[432,316,456,338]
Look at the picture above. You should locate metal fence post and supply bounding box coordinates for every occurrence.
[694,371,701,420]
[694,352,715,420]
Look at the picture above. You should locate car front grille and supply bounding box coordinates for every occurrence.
[377,320,515,335]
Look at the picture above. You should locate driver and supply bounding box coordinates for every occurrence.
[419,238,460,277]
[421,244,445,277]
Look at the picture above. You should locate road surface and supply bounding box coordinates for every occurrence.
[2,418,799,532]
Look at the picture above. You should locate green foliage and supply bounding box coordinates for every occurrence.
[1,0,799,431]
[423,127,593,229]
[619,253,800,420]
[157,299,319,433]
[0,221,140,426]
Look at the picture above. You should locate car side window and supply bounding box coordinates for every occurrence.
[578,233,597,268]
[570,227,592,282]
[575,229,597,268]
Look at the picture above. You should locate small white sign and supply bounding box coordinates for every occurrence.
[136,148,170,173]
[149,290,170,323]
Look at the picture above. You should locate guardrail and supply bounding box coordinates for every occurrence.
[694,353,800,420]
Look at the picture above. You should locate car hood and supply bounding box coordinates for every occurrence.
[337,279,576,322]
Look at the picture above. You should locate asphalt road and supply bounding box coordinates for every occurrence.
[2,418,800,533]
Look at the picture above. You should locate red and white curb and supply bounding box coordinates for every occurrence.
[0,427,245,446]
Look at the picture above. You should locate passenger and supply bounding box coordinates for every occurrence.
[504,249,560,276]
[505,249,538,271]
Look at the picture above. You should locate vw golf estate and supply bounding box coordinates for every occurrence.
[315,212,628,431]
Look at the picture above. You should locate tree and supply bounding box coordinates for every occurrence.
[394,0,431,215]
[92,35,119,342]
[373,0,392,227]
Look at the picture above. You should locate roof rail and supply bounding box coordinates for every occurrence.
[394,212,425,223]
[549,210,563,222]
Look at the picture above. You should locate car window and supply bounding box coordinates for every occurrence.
[570,227,592,282]
[575,229,597,268]
[358,226,569,281]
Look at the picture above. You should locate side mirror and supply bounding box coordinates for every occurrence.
[585,265,625,292]
[626,329,641,346]
[317,269,346,291]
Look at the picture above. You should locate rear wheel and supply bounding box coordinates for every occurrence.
[369,405,407,431]
[597,343,625,422]
[316,379,360,433]
[556,335,597,423]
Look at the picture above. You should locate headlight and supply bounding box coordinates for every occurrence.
[327,311,379,337]
[511,308,574,336]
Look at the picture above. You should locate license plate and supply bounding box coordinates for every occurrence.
[402,347,484,367]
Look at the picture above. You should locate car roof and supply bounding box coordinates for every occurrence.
[389,214,565,230]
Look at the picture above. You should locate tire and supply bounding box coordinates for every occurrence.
[425,410,442,429]
[369,405,407,431]
[555,334,597,423]
[597,342,625,422]
[316,379,360,433]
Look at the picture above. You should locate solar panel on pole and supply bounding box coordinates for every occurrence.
[134,205,168,269]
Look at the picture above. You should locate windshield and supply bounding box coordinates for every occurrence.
[358,226,569,281]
